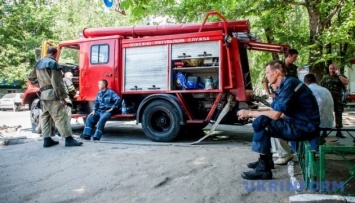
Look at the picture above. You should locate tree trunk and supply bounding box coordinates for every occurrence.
[305,2,326,82]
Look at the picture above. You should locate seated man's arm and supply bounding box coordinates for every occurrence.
[237,109,282,120]
[106,91,121,113]
[111,92,121,110]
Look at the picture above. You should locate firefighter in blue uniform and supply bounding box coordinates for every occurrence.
[80,79,121,141]
[237,60,320,180]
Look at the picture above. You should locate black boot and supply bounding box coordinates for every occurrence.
[80,134,91,140]
[242,158,272,180]
[65,136,83,147]
[247,159,260,169]
[247,154,274,169]
[336,131,346,138]
[43,137,59,148]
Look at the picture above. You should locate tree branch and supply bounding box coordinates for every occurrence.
[283,1,306,6]
[323,0,345,26]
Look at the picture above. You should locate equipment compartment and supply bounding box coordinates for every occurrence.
[171,41,221,91]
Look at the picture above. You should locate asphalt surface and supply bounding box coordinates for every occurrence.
[0,110,355,202]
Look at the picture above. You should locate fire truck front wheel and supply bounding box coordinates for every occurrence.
[30,98,42,133]
[142,100,181,142]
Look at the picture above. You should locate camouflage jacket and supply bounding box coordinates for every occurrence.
[320,75,345,96]
[63,77,76,97]
[35,56,67,101]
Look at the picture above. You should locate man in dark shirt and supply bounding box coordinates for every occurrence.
[80,79,121,141]
[237,60,320,180]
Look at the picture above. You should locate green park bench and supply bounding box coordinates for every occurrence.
[298,128,355,193]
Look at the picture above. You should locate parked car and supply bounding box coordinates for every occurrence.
[0,93,24,111]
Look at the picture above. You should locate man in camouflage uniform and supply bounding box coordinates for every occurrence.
[320,64,349,138]
[36,46,83,147]
[63,71,79,117]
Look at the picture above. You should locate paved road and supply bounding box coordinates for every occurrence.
[1,110,354,202]
[0,110,256,146]
[0,110,299,203]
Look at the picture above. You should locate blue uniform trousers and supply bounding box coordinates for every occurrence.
[83,111,112,139]
[252,118,318,154]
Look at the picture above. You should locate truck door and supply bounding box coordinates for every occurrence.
[80,38,118,101]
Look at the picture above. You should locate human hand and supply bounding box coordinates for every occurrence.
[268,93,276,98]
[60,99,67,106]
[106,108,113,113]
[74,91,79,98]
[237,109,250,120]
[335,68,341,76]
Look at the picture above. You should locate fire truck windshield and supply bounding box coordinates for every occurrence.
[58,47,79,66]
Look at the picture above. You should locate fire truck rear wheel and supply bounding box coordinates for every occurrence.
[30,98,42,133]
[142,100,181,142]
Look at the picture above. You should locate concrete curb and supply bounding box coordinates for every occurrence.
[0,136,27,146]
[289,194,355,203]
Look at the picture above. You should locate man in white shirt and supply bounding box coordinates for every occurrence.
[304,73,334,131]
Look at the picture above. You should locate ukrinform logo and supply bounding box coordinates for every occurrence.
[242,180,345,192]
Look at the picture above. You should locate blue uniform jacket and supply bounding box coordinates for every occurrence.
[271,76,320,133]
[93,89,121,112]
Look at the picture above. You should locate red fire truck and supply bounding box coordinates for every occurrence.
[22,11,289,142]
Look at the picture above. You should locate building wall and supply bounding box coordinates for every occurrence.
[345,61,355,102]
[0,80,23,97]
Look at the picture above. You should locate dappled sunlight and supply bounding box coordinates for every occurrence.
[73,186,86,194]
[193,157,207,165]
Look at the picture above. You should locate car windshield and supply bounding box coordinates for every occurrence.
[2,94,16,99]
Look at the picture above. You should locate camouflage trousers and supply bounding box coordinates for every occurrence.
[333,95,344,129]
[40,100,72,138]
[335,111,343,129]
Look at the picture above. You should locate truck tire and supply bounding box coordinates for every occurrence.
[142,100,181,142]
[30,99,42,133]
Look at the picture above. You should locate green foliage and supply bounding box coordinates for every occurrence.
[52,0,132,41]
[0,0,54,87]
[1,0,355,92]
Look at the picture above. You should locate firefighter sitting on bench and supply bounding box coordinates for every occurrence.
[237,60,320,180]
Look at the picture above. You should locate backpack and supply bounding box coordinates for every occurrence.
[175,72,205,90]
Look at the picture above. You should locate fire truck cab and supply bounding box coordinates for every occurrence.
[23,11,289,142]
